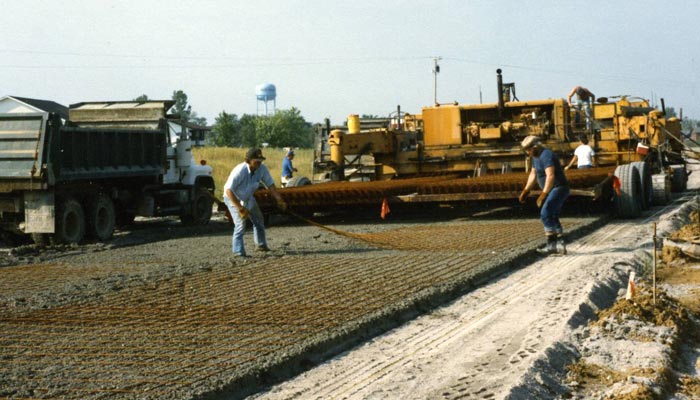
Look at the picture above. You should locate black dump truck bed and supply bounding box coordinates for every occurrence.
[0,112,166,191]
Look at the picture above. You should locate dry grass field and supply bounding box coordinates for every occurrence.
[192,147,314,198]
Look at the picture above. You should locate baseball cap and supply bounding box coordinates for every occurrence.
[245,148,266,161]
[287,150,295,156]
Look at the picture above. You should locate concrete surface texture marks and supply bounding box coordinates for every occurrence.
[250,165,700,399]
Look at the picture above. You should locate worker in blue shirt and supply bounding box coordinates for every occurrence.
[519,136,570,255]
[280,149,298,187]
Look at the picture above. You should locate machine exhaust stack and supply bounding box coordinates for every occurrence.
[496,69,504,118]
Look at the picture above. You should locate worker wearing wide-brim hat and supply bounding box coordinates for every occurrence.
[223,147,286,258]
[519,136,570,255]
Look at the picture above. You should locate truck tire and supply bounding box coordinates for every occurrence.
[614,164,642,218]
[651,173,671,205]
[181,189,213,226]
[54,197,85,244]
[87,193,116,241]
[286,176,312,187]
[631,161,652,210]
[671,166,687,192]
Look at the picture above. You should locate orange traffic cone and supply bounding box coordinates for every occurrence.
[380,198,391,219]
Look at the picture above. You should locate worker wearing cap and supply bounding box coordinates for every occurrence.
[519,136,570,255]
[223,148,286,257]
[280,149,298,187]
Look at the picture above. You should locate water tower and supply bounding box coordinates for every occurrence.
[255,83,276,115]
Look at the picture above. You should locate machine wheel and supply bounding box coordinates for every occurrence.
[54,197,86,244]
[286,176,312,187]
[87,193,116,241]
[630,161,652,210]
[180,189,213,225]
[671,166,687,192]
[651,173,671,205]
[614,164,642,219]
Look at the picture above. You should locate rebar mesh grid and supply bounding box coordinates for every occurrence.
[0,218,591,399]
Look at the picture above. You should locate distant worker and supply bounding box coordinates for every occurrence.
[280,149,298,187]
[223,148,286,258]
[519,136,570,255]
[567,85,595,130]
[565,136,596,170]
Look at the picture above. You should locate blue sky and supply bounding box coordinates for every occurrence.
[1,0,698,125]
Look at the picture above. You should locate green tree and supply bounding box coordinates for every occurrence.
[211,111,241,147]
[239,114,259,147]
[252,108,314,148]
[171,90,207,126]
[134,94,149,102]
[212,108,315,148]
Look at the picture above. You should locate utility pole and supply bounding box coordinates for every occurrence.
[433,56,442,105]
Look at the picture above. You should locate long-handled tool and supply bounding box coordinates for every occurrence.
[257,180,383,247]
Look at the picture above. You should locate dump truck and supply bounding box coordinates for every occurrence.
[304,69,689,218]
[0,100,215,245]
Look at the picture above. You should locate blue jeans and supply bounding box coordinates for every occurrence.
[540,185,570,235]
[575,101,592,130]
[224,197,267,256]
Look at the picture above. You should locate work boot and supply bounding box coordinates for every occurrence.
[537,235,558,255]
[536,242,558,255]
[557,239,567,255]
[256,245,271,252]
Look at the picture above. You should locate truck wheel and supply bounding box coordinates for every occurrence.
[651,173,671,205]
[181,189,213,225]
[631,161,652,210]
[54,197,85,244]
[614,164,642,218]
[286,176,312,187]
[87,193,116,241]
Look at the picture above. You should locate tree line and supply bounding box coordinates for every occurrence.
[135,90,316,149]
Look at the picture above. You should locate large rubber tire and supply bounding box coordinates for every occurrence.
[631,161,652,210]
[286,176,312,187]
[651,173,671,205]
[671,166,687,192]
[54,197,86,244]
[614,164,642,219]
[87,193,116,241]
[180,189,213,226]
